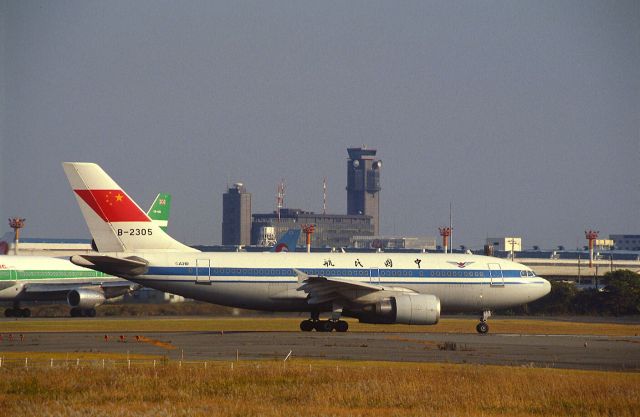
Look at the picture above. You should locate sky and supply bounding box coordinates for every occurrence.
[0,0,638,249]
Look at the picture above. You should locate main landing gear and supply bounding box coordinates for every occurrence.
[70,308,96,317]
[299,319,349,332]
[4,307,31,318]
[299,310,349,332]
[476,310,491,334]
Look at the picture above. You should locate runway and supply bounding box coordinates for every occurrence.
[2,330,639,371]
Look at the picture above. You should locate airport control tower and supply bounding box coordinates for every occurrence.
[346,147,381,235]
[222,183,252,245]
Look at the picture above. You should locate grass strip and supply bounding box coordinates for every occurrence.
[1,317,638,336]
[0,360,638,416]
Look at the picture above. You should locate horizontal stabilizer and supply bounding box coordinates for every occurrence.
[71,255,149,277]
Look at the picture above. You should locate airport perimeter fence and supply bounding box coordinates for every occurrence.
[0,351,352,373]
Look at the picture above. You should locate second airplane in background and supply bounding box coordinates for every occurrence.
[0,193,171,317]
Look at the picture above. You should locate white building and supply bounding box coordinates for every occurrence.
[351,236,436,250]
[486,237,522,252]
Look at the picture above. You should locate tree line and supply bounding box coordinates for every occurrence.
[502,269,640,316]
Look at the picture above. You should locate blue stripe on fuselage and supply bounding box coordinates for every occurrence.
[134,278,548,286]
[146,266,525,279]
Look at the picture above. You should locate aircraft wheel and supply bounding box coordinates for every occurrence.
[21,308,31,318]
[4,308,15,317]
[300,320,314,332]
[335,320,349,332]
[321,320,335,332]
[313,320,325,332]
[70,308,80,317]
[476,322,489,334]
[86,308,96,317]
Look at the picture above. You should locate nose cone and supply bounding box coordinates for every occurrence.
[542,278,551,296]
[532,277,552,301]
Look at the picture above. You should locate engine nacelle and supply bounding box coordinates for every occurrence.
[67,289,106,309]
[392,294,440,325]
[357,294,441,325]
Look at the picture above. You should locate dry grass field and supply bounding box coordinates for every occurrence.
[1,316,639,336]
[0,359,638,417]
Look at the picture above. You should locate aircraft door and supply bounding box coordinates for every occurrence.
[488,263,504,287]
[369,268,380,284]
[195,259,211,284]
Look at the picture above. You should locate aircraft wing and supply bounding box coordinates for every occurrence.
[24,281,139,295]
[294,269,409,305]
[24,280,142,298]
[70,255,149,278]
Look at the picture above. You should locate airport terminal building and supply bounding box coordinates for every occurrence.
[610,235,640,251]
[222,146,382,249]
[251,208,374,248]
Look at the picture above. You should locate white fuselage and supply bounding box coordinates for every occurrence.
[114,251,550,313]
[0,256,121,303]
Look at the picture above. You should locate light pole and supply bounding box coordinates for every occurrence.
[506,238,516,261]
[302,224,315,254]
[439,227,451,254]
[8,218,26,255]
[585,230,599,268]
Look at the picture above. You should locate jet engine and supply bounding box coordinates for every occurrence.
[355,294,440,325]
[67,289,106,309]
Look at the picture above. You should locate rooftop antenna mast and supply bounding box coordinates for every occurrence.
[322,176,327,215]
[275,179,286,221]
[449,202,453,252]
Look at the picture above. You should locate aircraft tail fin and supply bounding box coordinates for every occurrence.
[146,193,171,231]
[62,162,197,253]
[271,229,301,252]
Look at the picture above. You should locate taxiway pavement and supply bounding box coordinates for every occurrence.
[2,330,638,371]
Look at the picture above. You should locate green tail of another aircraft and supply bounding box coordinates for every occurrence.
[147,193,171,231]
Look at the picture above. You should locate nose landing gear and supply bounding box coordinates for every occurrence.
[476,310,491,334]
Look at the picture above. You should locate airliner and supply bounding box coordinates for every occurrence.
[64,162,551,333]
[0,193,170,318]
[271,229,301,252]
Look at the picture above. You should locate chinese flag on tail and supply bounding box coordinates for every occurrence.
[74,190,150,222]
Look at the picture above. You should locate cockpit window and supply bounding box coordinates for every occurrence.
[527,271,535,277]
[520,270,527,277]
